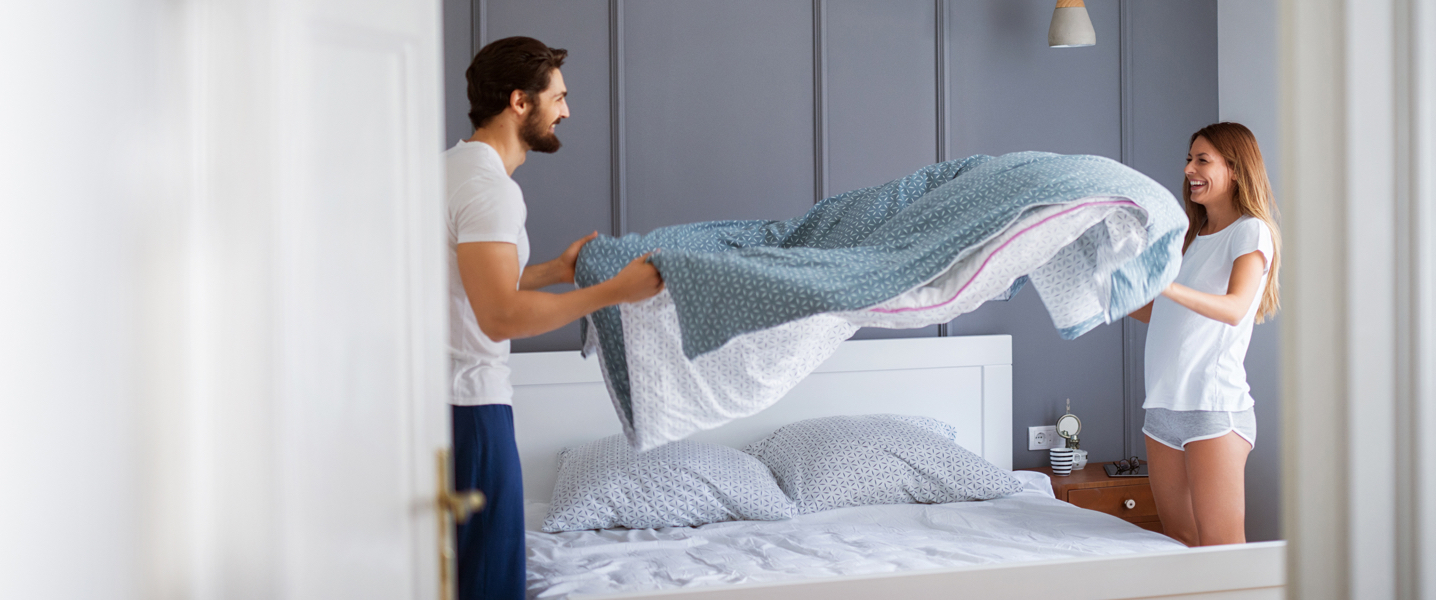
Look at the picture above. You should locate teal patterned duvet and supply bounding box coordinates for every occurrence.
[575,152,1186,451]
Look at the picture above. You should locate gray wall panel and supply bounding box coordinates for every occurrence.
[826,0,938,194]
[442,0,473,148]
[1126,1,1219,199]
[452,0,1241,481]
[486,1,613,352]
[947,0,1121,159]
[827,0,942,342]
[1243,315,1281,541]
[943,0,1125,469]
[949,294,1128,470]
[623,0,815,232]
[1219,0,1281,543]
[1119,0,1218,456]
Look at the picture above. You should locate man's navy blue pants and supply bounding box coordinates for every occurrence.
[452,404,525,600]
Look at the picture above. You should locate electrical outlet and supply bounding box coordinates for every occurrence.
[1028,425,1059,451]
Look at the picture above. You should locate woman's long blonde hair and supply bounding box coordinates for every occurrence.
[1183,122,1282,323]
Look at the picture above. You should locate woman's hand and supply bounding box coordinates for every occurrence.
[1128,301,1154,324]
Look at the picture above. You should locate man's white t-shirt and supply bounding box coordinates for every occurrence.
[1143,215,1274,412]
[446,140,529,406]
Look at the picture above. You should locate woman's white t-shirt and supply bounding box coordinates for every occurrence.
[445,140,530,406]
[1143,215,1274,412]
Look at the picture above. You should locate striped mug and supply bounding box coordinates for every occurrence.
[1049,447,1076,476]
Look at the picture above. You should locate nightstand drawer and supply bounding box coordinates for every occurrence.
[1067,485,1158,520]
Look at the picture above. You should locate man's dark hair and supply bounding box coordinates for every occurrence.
[466,37,568,130]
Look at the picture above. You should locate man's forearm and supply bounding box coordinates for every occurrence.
[474,282,619,341]
[518,259,566,291]
[463,241,662,341]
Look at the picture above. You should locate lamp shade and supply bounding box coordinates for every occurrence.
[1048,0,1096,48]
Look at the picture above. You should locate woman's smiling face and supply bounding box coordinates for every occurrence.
[1185,135,1235,206]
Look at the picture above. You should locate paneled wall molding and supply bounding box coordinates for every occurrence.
[610,0,627,236]
[465,0,1223,475]
[936,0,951,338]
[813,0,829,203]
[935,0,950,164]
[1121,318,1141,457]
[1117,0,1140,459]
[1118,0,1136,165]
[472,0,486,53]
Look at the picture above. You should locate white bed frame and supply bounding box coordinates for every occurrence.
[510,335,1285,600]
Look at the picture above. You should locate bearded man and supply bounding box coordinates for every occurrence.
[445,36,664,600]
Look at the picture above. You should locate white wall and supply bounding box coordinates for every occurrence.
[1218,0,1283,544]
[0,2,189,599]
[2,2,449,598]
[1276,0,1436,595]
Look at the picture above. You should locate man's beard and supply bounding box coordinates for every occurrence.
[520,110,562,153]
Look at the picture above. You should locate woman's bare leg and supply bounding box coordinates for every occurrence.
[1145,434,1199,546]
[1185,431,1251,546]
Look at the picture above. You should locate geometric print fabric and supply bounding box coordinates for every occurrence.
[577,152,1183,360]
[605,200,1145,452]
[542,435,796,532]
[742,415,1024,515]
[576,152,1185,449]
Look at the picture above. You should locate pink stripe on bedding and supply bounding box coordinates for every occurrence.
[869,199,1140,314]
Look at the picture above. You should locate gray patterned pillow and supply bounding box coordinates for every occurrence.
[542,435,796,532]
[743,414,1023,514]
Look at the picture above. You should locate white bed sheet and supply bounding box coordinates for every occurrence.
[524,471,1183,599]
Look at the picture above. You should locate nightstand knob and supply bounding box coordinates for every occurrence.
[1124,499,1137,510]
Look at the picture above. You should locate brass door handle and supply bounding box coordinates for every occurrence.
[442,487,486,524]
[437,449,486,600]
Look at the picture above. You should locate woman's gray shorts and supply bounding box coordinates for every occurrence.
[1143,407,1256,451]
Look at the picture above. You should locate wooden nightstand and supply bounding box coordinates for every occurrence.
[1024,462,1163,534]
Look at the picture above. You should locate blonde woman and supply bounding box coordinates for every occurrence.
[1128,122,1281,547]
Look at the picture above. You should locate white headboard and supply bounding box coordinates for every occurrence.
[509,335,1013,504]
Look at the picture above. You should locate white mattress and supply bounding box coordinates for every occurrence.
[524,471,1182,599]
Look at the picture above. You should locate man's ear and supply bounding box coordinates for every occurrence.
[509,89,531,117]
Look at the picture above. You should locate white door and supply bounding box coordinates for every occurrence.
[260,0,449,598]
[3,1,449,599]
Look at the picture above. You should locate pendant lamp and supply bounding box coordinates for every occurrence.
[1048,0,1096,48]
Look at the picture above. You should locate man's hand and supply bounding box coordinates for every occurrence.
[554,231,599,284]
[459,242,663,342]
[519,231,599,290]
[602,252,665,303]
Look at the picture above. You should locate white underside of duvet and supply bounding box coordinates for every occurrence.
[524,471,1183,599]
[604,198,1150,451]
